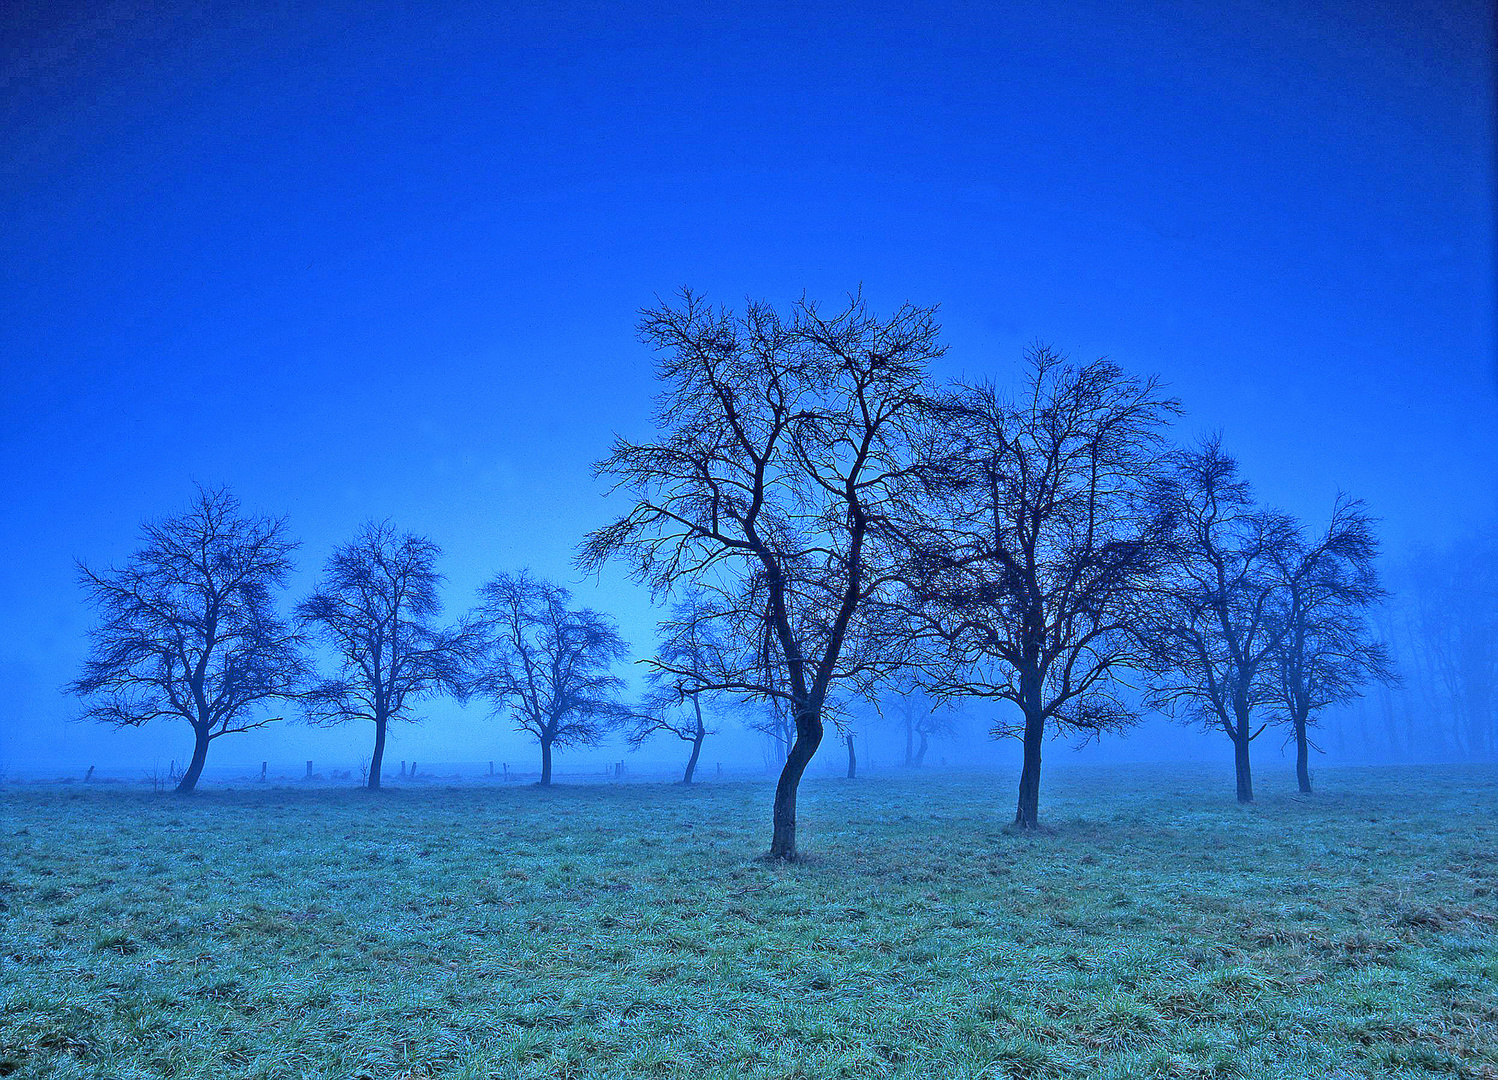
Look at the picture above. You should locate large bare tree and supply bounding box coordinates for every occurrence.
[469,570,631,786]
[297,522,473,789]
[581,289,945,859]
[1272,497,1397,792]
[912,350,1178,828]
[68,487,304,793]
[1145,439,1296,803]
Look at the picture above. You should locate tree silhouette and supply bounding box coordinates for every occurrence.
[297,522,473,789]
[871,673,954,767]
[470,570,631,786]
[582,289,945,859]
[1272,498,1397,792]
[628,593,736,784]
[68,487,304,793]
[1145,439,1296,803]
[912,350,1177,827]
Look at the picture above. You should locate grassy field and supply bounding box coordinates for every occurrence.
[2,765,1495,1079]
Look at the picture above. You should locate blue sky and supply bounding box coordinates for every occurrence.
[1,0,1493,776]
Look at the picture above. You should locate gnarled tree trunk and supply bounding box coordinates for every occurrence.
[1233,727,1254,803]
[683,731,704,784]
[1294,715,1312,793]
[367,715,388,790]
[1014,705,1044,829]
[769,708,823,860]
[177,725,212,793]
[539,735,554,787]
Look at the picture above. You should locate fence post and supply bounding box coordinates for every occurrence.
[305,760,313,779]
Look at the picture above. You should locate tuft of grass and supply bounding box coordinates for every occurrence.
[1,764,1496,1078]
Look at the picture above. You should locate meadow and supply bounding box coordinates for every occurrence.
[2,764,1495,1079]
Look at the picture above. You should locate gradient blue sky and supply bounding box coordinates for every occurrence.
[2,0,1493,775]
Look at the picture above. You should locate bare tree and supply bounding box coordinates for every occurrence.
[297,522,472,789]
[1272,498,1397,792]
[67,487,304,793]
[1145,439,1296,803]
[871,673,955,767]
[628,594,732,784]
[581,289,945,859]
[749,697,797,768]
[1390,536,1498,760]
[470,570,631,786]
[912,350,1178,828]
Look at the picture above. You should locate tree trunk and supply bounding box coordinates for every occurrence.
[1295,716,1312,793]
[1233,729,1254,803]
[914,730,928,767]
[539,736,553,787]
[903,717,914,767]
[176,726,211,793]
[682,732,703,784]
[769,708,823,860]
[1014,706,1044,829]
[367,716,387,790]
[846,734,857,779]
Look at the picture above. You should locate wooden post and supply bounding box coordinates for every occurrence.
[261,761,267,781]
[84,765,95,782]
[410,762,416,778]
[716,762,721,777]
[488,761,494,776]
[502,762,508,780]
[305,760,313,779]
[400,760,406,778]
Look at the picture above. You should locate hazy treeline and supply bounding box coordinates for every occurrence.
[1330,536,1496,762]
[68,289,1483,859]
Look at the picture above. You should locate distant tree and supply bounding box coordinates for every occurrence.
[912,350,1178,828]
[1145,439,1296,803]
[67,487,304,793]
[628,594,732,784]
[874,674,954,767]
[582,290,945,859]
[470,571,631,786]
[749,697,797,767]
[1271,498,1397,792]
[297,522,473,789]
[1393,537,1498,760]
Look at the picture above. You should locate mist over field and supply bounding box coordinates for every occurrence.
[2,0,1495,1077]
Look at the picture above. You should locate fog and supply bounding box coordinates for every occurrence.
[5,523,1493,785]
[5,4,1496,1077]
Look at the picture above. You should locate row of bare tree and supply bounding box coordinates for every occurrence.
[70,290,1402,859]
[580,291,1395,857]
[68,492,840,796]
[69,502,642,793]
